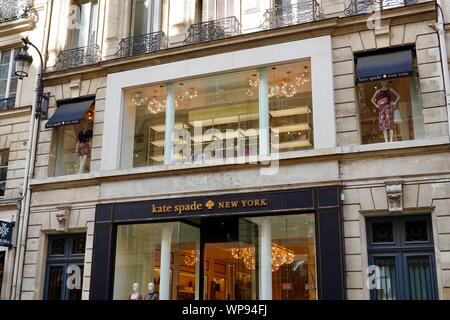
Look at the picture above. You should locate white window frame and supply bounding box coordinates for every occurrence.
[101,36,336,171]
[0,49,18,103]
[0,150,9,198]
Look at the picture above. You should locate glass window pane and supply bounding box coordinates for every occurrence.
[0,182,5,197]
[46,266,64,300]
[0,51,11,65]
[72,236,86,254]
[174,69,259,163]
[50,238,66,256]
[405,220,428,242]
[358,55,425,144]
[0,167,7,182]
[407,256,433,300]
[54,115,94,176]
[8,78,18,96]
[373,256,398,300]
[0,80,7,96]
[133,0,149,36]
[269,60,313,153]
[0,65,9,80]
[67,264,84,300]
[371,222,394,243]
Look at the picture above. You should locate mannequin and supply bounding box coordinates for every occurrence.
[144,282,159,300]
[129,282,143,300]
[371,81,400,143]
[75,122,93,173]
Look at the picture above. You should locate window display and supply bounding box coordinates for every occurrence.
[123,59,313,168]
[356,49,425,144]
[113,213,316,300]
[52,109,94,176]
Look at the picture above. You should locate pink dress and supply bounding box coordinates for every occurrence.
[375,89,395,131]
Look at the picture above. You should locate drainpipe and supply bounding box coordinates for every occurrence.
[9,0,53,300]
[434,0,450,139]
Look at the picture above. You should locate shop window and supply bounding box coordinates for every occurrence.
[44,234,86,300]
[67,0,99,49]
[112,213,316,300]
[0,49,18,110]
[123,59,312,168]
[47,98,95,176]
[0,150,9,197]
[356,49,425,144]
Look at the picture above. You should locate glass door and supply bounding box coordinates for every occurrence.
[201,217,258,300]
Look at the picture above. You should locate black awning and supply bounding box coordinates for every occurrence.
[356,50,414,83]
[45,98,94,128]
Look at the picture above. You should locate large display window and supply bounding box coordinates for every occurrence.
[356,49,425,144]
[123,59,312,168]
[112,213,316,300]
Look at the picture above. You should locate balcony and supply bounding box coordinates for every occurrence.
[344,0,420,16]
[54,45,101,71]
[183,16,241,45]
[0,97,15,111]
[0,0,33,24]
[260,1,322,30]
[115,31,168,58]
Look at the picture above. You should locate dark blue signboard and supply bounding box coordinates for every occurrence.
[0,220,14,248]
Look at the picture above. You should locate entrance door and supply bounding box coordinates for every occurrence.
[44,234,86,300]
[201,217,258,300]
[367,215,438,300]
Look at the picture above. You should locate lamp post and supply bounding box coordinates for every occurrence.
[14,37,49,118]
[10,37,49,300]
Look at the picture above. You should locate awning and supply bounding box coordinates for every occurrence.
[45,98,95,128]
[356,50,414,83]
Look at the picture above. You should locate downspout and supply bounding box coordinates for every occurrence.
[10,0,53,300]
[435,0,450,139]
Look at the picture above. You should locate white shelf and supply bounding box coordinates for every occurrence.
[272,140,311,149]
[150,139,188,147]
[151,122,186,133]
[270,106,311,118]
[189,113,259,127]
[272,123,310,133]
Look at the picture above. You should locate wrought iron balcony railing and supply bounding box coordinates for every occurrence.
[0,97,15,111]
[0,0,33,24]
[115,31,168,58]
[183,16,241,45]
[260,1,322,30]
[54,45,101,71]
[344,0,419,16]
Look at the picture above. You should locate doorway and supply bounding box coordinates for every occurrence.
[201,217,258,300]
[367,215,438,300]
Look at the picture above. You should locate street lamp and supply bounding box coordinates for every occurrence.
[14,37,49,119]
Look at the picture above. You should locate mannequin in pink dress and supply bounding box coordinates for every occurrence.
[371,81,400,143]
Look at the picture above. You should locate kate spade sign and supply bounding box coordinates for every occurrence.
[151,198,269,215]
[0,220,14,248]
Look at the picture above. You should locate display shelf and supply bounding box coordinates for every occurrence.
[189,113,259,127]
[272,123,310,133]
[151,122,186,133]
[270,106,311,118]
[272,140,312,149]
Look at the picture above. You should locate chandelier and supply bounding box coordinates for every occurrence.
[131,91,148,107]
[228,244,295,272]
[295,66,311,86]
[184,250,199,267]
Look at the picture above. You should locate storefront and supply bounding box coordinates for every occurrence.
[90,186,344,300]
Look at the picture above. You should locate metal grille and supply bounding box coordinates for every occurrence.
[344,0,419,16]
[115,31,168,58]
[0,97,15,111]
[183,16,241,45]
[260,1,322,30]
[54,45,101,71]
[0,0,33,24]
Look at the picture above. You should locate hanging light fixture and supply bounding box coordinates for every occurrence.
[269,67,281,98]
[281,71,297,98]
[131,91,148,108]
[248,73,260,87]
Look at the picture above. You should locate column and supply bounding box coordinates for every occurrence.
[259,218,272,300]
[259,68,270,157]
[159,223,173,300]
[164,83,175,165]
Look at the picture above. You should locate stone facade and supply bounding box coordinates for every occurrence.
[2,0,450,301]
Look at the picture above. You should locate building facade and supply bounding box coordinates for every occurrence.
[0,0,48,300]
[1,0,450,300]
